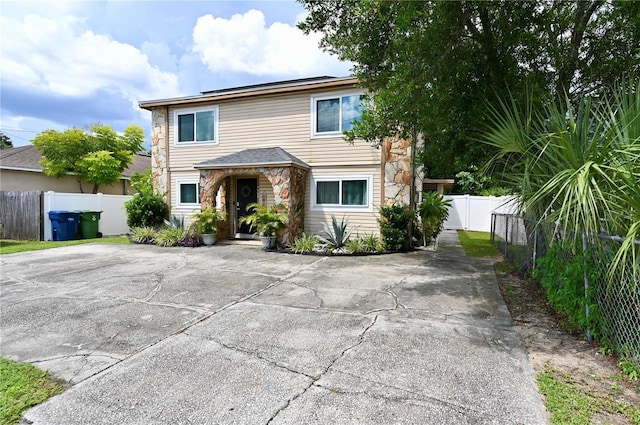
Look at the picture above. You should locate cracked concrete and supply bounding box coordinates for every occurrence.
[0,232,547,424]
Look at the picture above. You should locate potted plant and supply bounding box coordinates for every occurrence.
[239,202,288,249]
[190,207,226,246]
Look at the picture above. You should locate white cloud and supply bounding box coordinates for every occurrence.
[192,9,350,76]
[0,13,182,103]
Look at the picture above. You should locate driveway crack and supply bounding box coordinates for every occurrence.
[265,315,378,424]
[366,276,410,314]
[143,273,165,302]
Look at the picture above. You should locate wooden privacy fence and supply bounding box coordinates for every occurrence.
[0,191,42,240]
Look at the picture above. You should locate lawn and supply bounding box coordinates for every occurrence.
[457,230,501,258]
[0,236,130,255]
[0,357,65,424]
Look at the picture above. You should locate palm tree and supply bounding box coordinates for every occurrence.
[483,80,640,279]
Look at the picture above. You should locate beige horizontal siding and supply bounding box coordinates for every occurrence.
[166,90,381,170]
[303,165,381,237]
[0,169,133,195]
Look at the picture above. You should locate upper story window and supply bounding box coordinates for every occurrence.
[175,106,219,145]
[311,92,365,138]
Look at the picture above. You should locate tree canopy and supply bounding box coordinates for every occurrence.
[32,124,144,194]
[0,131,14,149]
[298,0,640,177]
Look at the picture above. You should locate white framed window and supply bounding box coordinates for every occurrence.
[311,174,373,212]
[176,179,201,207]
[311,92,365,138]
[174,105,219,145]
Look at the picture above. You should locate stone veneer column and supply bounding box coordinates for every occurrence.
[383,135,412,206]
[263,167,306,243]
[200,170,230,238]
[383,135,424,206]
[151,108,168,200]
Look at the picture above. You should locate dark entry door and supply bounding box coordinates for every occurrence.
[236,178,258,234]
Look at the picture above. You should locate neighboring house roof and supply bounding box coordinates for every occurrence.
[194,147,310,170]
[139,76,359,109]
[0,145,151,178]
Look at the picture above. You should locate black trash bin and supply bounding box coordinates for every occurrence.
[49,211,80,241]
[78,211,102,239]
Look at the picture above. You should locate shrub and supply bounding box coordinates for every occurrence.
[378,204,413,252]
[291,233,319,254]
[360,234,384,253]
[129,226,156,244]
[154,226,186,247]
[418,192,451,246]
[124,192,170,228]
[317,215,358,249]
[178,233,203,247]
[533,243,602,338]
[345,238,365,253]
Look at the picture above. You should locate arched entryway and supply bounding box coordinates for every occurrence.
[195,147,309,243]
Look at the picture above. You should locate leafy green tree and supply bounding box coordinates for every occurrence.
[0,131,14,149]
[298,0,640,177]
[32,124,144,193]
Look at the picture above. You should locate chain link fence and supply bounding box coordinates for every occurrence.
[491,213,640,369]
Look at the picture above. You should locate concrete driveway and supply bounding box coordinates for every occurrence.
[0,231,546,424]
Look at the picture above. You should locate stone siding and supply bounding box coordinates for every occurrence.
[383,135,424,207]
[151,108,168,200]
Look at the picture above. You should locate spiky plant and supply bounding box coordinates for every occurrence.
[317,215,358,249]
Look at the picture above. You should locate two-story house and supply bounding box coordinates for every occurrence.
[139,76,422,242]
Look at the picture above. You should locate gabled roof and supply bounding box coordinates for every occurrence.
[0,145,151,178]
[194,147,310,170]
[139,76,359,109]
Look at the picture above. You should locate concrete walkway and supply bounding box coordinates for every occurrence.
[0,231,547,424]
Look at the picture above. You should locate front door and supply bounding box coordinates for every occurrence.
[236,178,258,234]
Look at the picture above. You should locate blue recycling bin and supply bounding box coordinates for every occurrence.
[49,211,80,241]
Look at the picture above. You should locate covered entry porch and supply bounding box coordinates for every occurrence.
[194,147,309,243]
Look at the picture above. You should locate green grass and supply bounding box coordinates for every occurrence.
[457,230,501,258]
[0,357,65,424]
[0,236,130,255]
[538,366,640,424]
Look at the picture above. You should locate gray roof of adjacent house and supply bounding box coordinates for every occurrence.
[0,145,151,178]
[194,147,310,170]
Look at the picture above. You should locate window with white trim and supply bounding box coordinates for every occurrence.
[311,175,373,212]
[311,93,365,137]
[175,106,218,145]
[177,179,201,206]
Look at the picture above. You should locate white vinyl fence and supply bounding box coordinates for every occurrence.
[443,195,518,232]
[43,191,132,241]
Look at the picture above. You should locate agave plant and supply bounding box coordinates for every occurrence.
[317,215,358,250]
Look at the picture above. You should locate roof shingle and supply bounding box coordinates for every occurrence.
[194,147,309,170]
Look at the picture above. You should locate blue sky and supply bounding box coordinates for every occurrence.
[0,1,352,148]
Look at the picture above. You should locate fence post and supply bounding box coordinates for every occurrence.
[504,215,509,257]
[532,224,538,270]
[490,213,495,244]
[583,233,593,343]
